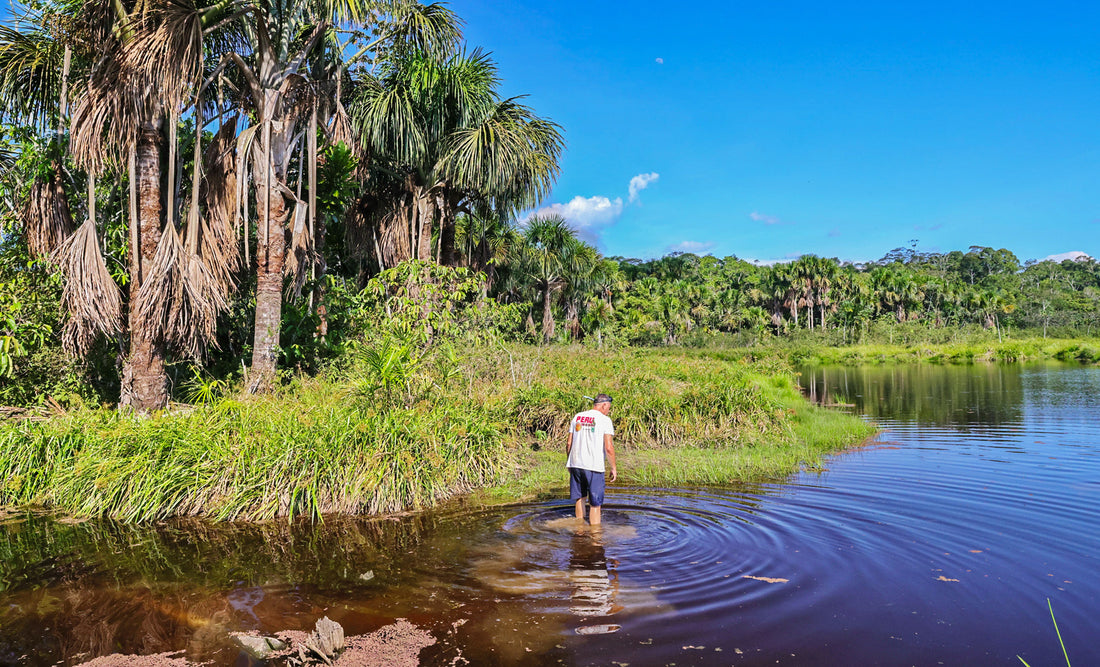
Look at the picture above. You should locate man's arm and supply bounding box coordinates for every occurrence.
[566,431,573,457]
[604,434,616,482]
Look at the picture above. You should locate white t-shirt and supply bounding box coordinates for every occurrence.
[566,409,615,472]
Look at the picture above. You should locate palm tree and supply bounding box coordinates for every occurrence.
[455,209,520,294]
[741,305,770,345]
[65,0,249,410]
[515,214,572,343]
[221,0,460,392]
[0,0,201,411]
[350,44,563,271]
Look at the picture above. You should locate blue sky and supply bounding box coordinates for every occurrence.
[456,0,1100,264]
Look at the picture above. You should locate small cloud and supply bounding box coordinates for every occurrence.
[750,211,784,225]
[655,57,664,64]
[526,195,624,231]
[827,228,841,238]
[666,241,715,254]
[745,257,785,266]
[628,172,660,203]
[1044,250,1092,263]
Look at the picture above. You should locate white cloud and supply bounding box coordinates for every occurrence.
[1043,250,1092,263]
[744,257,786,266]
[666,241,715,255]
[524,173,660,247]
[750,211,783,225]
[655,57,664,64]
[628,172,660,203]
[526,195,624,230]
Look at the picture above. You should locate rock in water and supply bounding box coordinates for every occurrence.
[231,633,289,658]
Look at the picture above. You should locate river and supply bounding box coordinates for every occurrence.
[1,362,1098,665]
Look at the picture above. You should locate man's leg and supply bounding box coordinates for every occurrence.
[569,468,587,520]
[588,472,606,525]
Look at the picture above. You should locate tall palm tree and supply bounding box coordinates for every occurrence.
[67,0,243,410]
[223,0,459,392]
[515,214,572,343]
[350,44,563,271]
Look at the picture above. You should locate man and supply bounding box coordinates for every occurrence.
[566,393,617,525]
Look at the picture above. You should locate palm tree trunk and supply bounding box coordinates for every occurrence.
[249,172,289,392]
[440,194,458,266]
[119,121,168,412]
[542,286,555,343]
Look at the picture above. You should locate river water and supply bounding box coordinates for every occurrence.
[1,363,1098,666]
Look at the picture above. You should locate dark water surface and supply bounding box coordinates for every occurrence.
[2,363,1099,666]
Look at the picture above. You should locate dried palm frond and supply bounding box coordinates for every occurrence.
[71,0,205,173]
[199,114,241,291]
[52,217,122,356]
[133,223,227,360]
[283,197,315,299]
[22,163,75,258]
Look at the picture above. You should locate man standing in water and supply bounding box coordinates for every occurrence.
[566,394,617,524]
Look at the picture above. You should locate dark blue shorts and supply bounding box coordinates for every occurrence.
[569,467,606,506]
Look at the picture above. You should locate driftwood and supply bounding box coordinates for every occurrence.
[0,398,65,422]
[291,616,345,665]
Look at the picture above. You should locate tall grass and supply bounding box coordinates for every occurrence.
[467,346,875,502]
[0,343,875,521]
[714,336,1100,367]
[0,386,514,521]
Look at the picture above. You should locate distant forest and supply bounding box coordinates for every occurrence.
[599,245,1099,345]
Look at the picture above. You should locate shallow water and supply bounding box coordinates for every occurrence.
[2,362,1099,665]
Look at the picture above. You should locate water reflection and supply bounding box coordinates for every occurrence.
[798,362,1026,427]
[567,528,620,623]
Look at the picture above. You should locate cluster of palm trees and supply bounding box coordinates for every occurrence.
[446,213,613,345]
[0,0,563,411]
[602,248,1100,344]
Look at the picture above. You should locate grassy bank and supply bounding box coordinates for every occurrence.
[688,332,1100,367]
[0,345,873,521]
[780,336,1100,366]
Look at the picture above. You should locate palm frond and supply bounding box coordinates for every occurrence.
[133,223,227,360]
[22,162,75,258]
[200,114,242,291]
[382,2,462,58]
[0,25,64,132]
[52,216,123,356]
[440,96,564,211]
[283,197,317,298]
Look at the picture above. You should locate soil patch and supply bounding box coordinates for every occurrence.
[74,620,435,667]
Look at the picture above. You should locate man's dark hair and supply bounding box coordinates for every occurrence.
[594,393,613,404]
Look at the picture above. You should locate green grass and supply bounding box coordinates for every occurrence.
[1018,598,1071,667]
[0,387,514,521]
[472,346,875,503]
[0,344,875,521]
[703,336,1100,367]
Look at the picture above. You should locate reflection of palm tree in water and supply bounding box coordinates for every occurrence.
[568,529,621,617]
